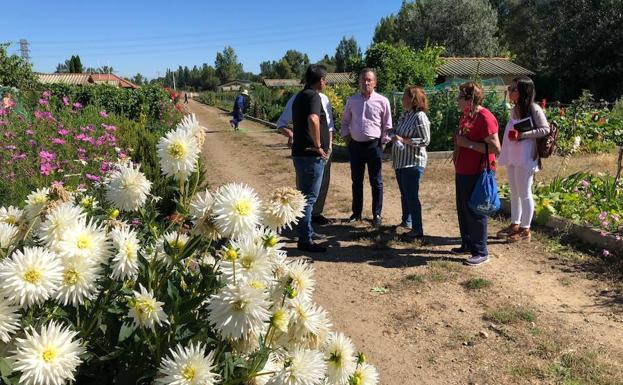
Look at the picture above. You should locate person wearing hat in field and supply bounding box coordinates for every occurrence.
[230,89,250,130]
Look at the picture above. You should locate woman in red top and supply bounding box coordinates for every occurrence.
[452,82,501,265]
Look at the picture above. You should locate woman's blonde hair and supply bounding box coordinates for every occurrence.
[404,86,428,112]
[458,82,484,105]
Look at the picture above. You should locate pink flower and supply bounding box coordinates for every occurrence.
[12,153,27,161]
[42,91,51,98]
[99,111,109,118]
[73,102,82,109]
[0,120,7,126]
[600,231,607,237]
[52,138,65,145]
[102,123,116,132]
[85,174,101,182]
[598,212,608,221]
[100,162,110,173]
[77,184,87,190]
[131,219,142,228]
[40,162,54,176]
[4,131,15,138]
[602,249,610,257]
[616,235,622,241]
[28,140,37,147]
[57,128,70,136]
[77,148,86,154]
[4,145,16,151]
[26,129,34,135]
[586,193,592,198]
[51,180,64,188]
[581,180,590,187]
[62,96,70,106]
[38,98,49,106]
[39,150,56,162]
[0,108,7,116]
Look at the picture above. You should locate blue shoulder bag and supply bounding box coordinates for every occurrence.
[468,143,500,216]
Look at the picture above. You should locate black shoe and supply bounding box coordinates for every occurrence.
[372,215,382,227]
[311,232,327,241]
[450,246,470,255]
[345,214,362,223]
[312,215,331,225]
[297,242,327,253]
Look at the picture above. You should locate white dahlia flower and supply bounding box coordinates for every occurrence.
[0,297,20,343]
[0,205,24,225]
[38,202,85,249]
[288,300,332,348]
[110,227,140,280]
[156,342,219,385]
[105,162,152,211]
[128,284,168,330]
[24,187,50,220]
[0,246,63,308]
[286,259,316,304]
[267,347,327,385]
[325,333,357,385]
[55,255,102,307]
[12,322,84,385]
[351,363,379,385]
[219,237,272,284]
[207,284,271,340]
[262,187,306,231]
[157,126,200,181]
[213,183,261,240]
[155,231,190,266]
[0,222,19,249]
[57,219,112,264]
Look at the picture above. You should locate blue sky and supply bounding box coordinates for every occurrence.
[2,0,403,79]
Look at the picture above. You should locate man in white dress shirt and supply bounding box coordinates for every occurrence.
[277,92,334,225]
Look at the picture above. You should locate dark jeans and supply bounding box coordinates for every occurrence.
[293,156,325,243]
[348,139,383,218]
[312,152,332,216]
[455,173,488,257]
[395,166,425,235]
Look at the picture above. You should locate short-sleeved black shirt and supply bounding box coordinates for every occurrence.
[291,87,329,157]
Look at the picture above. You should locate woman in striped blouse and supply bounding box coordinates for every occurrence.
[391,86,431,239]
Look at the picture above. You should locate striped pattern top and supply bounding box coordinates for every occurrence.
[391,110,431,170]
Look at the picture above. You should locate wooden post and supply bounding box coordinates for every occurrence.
[616,145,623,184]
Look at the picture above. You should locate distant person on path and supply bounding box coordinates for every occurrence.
[184,93,189,104]
[230,89,249,130]
[291,64,330,253]
[277,90,335,225]
[341,68,392,227]
[497,76,550,242]
[390,86,431,240]
[453,82,501,266]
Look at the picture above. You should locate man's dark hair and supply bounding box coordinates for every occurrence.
[359,67,376,79]
[304,64,327,86]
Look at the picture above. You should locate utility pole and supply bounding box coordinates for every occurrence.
[19,39,30,62]
[172,71,176,91]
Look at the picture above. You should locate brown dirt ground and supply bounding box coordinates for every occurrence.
[188,100,623,385]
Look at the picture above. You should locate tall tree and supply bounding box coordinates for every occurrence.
[69,55,84,73]
[0,44,37,89]
[316,54,336,73]
[131,73,146,85]
[374,0,501,57]
[334,36,362,72]
[215,46,243,83]
[282,50,310,79]
[372,15,398,45]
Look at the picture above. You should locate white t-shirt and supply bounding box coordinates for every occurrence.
[276,92,335,132]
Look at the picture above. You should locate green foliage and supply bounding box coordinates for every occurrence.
[546,90,623,155]
[0,44,38,89]
[462,277,493,290]
[530,172,623,235]
[22,83,178,127]
[56,55,84,73]
[360,43,445,93]
[215,46,243,84]
[335,36,362,73]
[484,305,535,324]
[374,0,501,57]
[260,50,311,80]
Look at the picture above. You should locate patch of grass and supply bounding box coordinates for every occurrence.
[429,260,462,272]
[428,271,450,282]
[535,339,562,359]
[507,363,543,378]
[559,277,574,286]
[463,277,493,290]
[405,274,426,284]
[546,351,622,385]
[484,305,536,324]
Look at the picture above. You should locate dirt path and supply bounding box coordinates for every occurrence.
[189,100,623,385]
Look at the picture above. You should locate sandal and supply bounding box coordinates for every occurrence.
[507,228,531,243]
[496,223,519,239]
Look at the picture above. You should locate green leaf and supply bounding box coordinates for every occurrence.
[370,286,390,294]
[118,323,136,343]
[167,279,180,302]
[0,357,12,377]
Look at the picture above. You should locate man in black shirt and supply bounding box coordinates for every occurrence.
[291,64,329,252]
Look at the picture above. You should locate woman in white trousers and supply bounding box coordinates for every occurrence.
[497,76,550,242]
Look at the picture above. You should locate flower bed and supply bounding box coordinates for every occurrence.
[0,114,379,385]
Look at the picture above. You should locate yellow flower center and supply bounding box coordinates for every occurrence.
[81,198,93,208]
[76,234,91,249]
[63,269,80,285]
[170,239,186,251]
[225,248,238,261]
[234,200,252,216]
[351,373,362,385]
[135,299,155,319]
[249,280,264,290]
[232,299,247,311]
[34,195,47,205]
[240,256,253,269]
[42,347,57,363]
[168,143,186,159]
[124,242,136,259]
[110,209,120,219]
[263,235,278,248]
[5,215,18,225]
[182,365,196,380]
[24,269,42,284]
